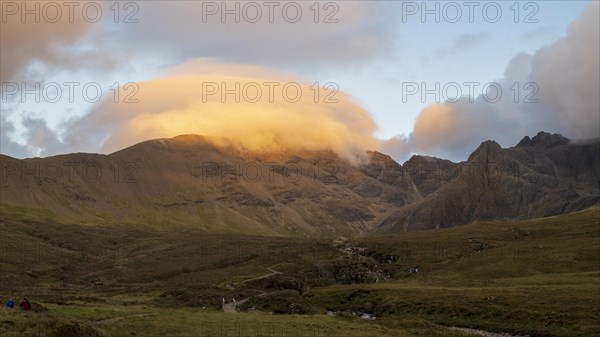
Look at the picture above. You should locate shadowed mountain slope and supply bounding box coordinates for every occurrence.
[0,135,418,237]
[1,132,598,236]
[378,132,600,231]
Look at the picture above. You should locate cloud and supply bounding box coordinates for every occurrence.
[1,1,398,81]
[0,115,30,158]
[436,32,491,56]
[21,117,65,157]
[3,2,597,165]
[0,0,97,83]
[63,61,378,163]
[108,1,397,69]
[1,1,395,159]
[0,112,65,158]
[383,3,600,162]
[528,3,600,139]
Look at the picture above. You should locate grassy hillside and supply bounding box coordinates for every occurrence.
[1,207,598,336]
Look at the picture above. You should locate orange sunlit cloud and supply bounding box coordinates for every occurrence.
[67,62,378,163]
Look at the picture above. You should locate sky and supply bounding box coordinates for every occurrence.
[1,0,598,163]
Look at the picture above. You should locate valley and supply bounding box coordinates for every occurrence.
[1,206,598,336]
[3,1,599,336]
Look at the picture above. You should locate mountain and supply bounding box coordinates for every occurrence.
[1,132,598,236]
[0,135,420,237]
[378,132,600,231]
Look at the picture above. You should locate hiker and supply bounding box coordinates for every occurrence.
[222,298,225,305]
[5,298,15,308]
[20,298,31,311]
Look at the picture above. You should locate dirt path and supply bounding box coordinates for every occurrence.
[233,265,283,286]
[449,327,530,337]
[222,265,282,313]
[222,303,236,313]
[90,313,152,324]
[222,298,251,313]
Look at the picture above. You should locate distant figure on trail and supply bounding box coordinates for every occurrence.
[20,298,31,311]
[222,298,225,305]
[5,298,15,308]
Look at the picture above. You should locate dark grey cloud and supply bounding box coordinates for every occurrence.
[0,115,31,158]
[0,0,98,83]
[383,3,600,162]
[21,117,65,157]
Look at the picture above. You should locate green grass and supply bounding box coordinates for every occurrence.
[0,203,57,223]
[0,304,474,337]
[1,206,598,336]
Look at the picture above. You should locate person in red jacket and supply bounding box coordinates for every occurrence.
[20,298,31,311]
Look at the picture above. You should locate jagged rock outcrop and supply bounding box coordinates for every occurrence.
[378,132,600,231]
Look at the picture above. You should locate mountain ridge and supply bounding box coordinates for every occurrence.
[1,131,598,237]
